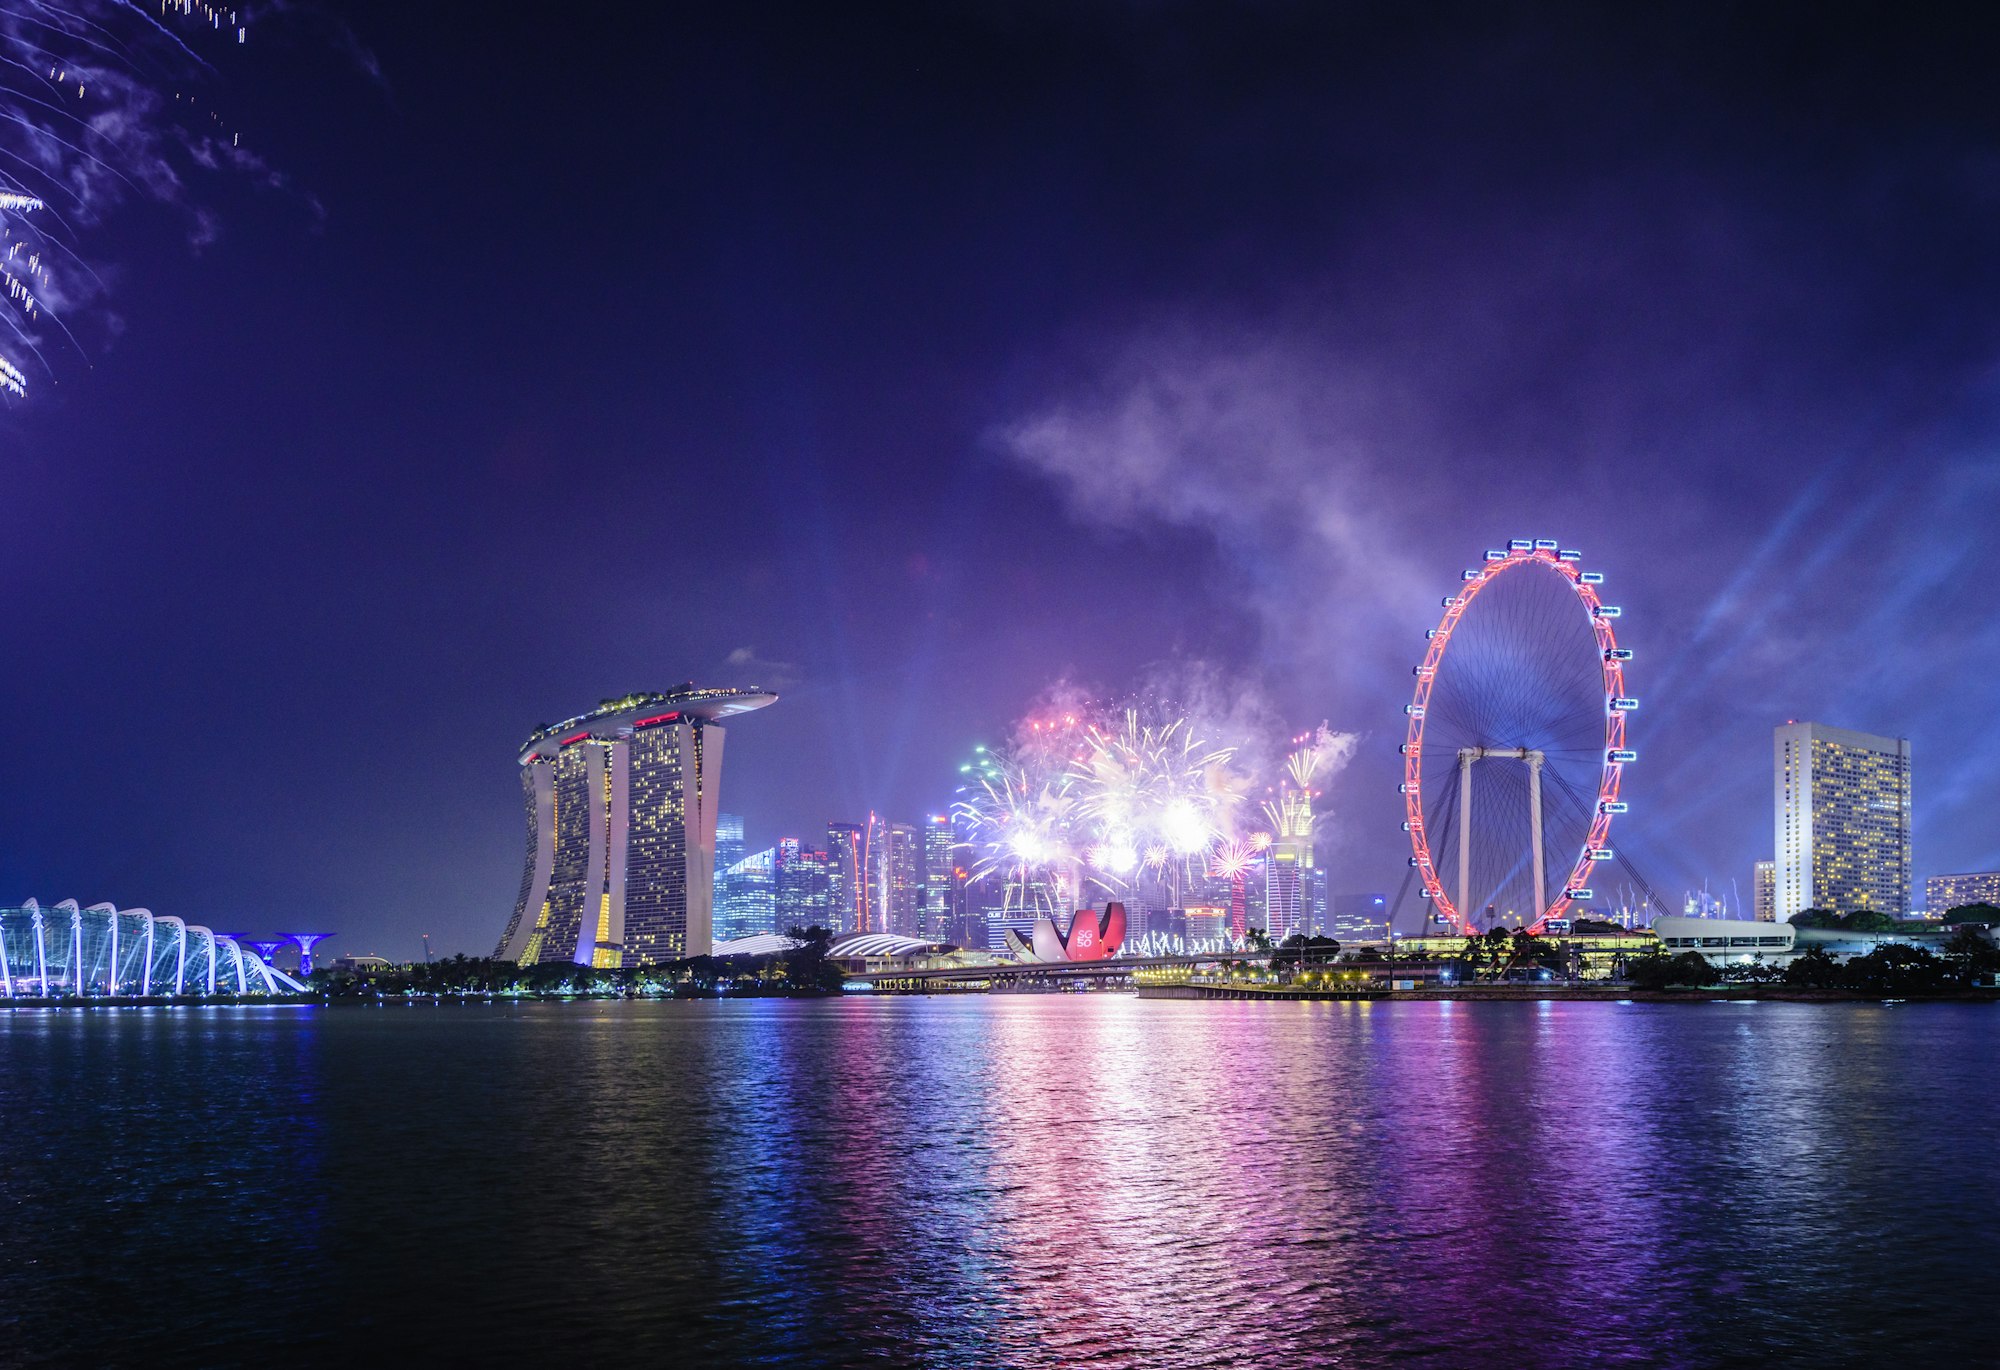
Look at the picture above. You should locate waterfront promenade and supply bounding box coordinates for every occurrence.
[1136,981,2000,1003]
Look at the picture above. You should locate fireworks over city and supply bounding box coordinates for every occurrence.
[1076,707,1248,894]
[955,692,1353,920]
[0,1,256,398]
[953,712,1093,916]
[1262,724,1358,841]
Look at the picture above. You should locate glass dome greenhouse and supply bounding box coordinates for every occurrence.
[0,899,306,998]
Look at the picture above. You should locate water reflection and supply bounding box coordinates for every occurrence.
[1,998,1996,1367]
[0,1006,327,1367]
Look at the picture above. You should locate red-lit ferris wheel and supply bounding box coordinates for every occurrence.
[1400,540,1633,933]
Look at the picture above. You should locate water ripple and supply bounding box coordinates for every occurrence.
[1,998,1994,1368]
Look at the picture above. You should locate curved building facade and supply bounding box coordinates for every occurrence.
[0,899,306,997]
[1003,904,1129,963]
[825,932,951,959]
[494,686,776,967]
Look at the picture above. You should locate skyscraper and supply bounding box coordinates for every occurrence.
[713,813,745,930]
[1264,845,1304,942]
[887,821,919,936]
[827,822,865,936]
[494,687,775,966]
[1754,859,1776,922]
[1264,779,1314,943]
[1773,721,1911,921]
[1240,859,1267,938]
[864,813,891,933]
[775,838,831,932]
[921,814,954,939]
[719,846,776,941]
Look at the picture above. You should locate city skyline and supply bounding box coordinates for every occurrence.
[11,9,2000,1368]
[715,699,1964,960]
[2,5,1998,958]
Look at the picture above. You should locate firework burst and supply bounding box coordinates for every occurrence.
[955,683,1353,945]
[1205,834,1269,940]
[952,712,1094,916]
[956,696,1263,917]
[1262,722,1359,839]
[1,1,261,398]
[1073,705,1249,893]
[1205,837,1260,882]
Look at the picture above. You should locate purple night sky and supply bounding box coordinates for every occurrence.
[1,3,1995,956]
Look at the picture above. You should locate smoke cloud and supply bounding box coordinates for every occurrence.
[998,329,1428,697]
[990,275,2000,894]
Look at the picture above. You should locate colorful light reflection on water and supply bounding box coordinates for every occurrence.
[1,998,1995,1367]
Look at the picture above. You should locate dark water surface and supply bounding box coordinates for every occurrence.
[2,997,1996,1368]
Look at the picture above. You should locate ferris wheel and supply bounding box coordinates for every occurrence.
[1400,540,1634,933]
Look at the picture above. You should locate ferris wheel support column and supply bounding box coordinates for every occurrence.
[1458,748,1474,919]
[1528,752,1547,921]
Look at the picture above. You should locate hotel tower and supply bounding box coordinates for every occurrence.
[494,687,776,967]
[1773,721,1911,920]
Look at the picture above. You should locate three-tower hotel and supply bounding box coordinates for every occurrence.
[494,686,776,966]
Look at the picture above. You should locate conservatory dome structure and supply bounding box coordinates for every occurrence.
[0,899,306,998]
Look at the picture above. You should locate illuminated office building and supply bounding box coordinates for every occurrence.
[713,813,745,926]
[1773,721,1911,920]
[1754,860,1776,922]
[887,821,919,936]
[1184,905,1226,943]
[494,687,775,966]
[775,839,831,932]
[864,814,891,933]
[1306,867,1328,936]
[921,814,954,939]
[986,906,1036,954]
[827,823,865,936]
[1926,871,2000,915]
[829,813,893,934]
[1264,845,1304,941]
[1263,774,1315,942]
[719,847,776,940]
[1240,865,1267,936]
[1331,892,1389,942]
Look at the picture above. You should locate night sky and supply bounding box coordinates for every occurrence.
[3,2,1997,957]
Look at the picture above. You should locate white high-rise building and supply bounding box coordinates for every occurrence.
[1773,721,1911,921]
